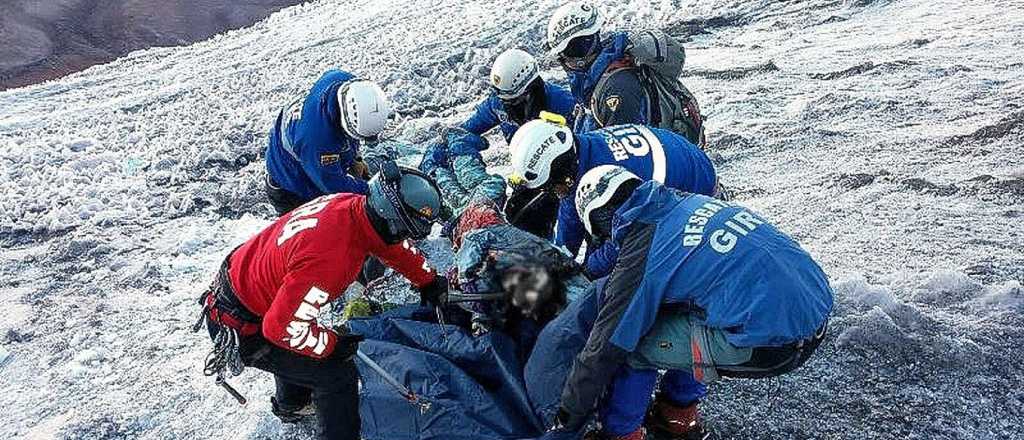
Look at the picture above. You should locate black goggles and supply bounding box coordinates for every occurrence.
[557,34,600,71]
[380,162,437,239]
[498,91,532,107]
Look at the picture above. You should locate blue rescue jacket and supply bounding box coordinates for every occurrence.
[609,182,834,349]
[554,124,717,260]
[567,32,639,133]
[266,70,368,201]
[460,82,576,143]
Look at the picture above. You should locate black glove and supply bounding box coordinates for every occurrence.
[418,274,449,307]
[331,325,365,361]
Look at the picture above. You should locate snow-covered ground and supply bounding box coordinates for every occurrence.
[1,0,1022,438]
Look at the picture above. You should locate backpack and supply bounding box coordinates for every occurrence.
[622,30,705,147]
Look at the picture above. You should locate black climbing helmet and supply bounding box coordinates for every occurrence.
[367,161,443,241]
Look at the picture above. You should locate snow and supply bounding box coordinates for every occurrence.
[0,346,10,369]
[0,0,1022,438]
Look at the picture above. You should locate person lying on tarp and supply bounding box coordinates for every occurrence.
[419,128,590,358]
[446,201,590,359]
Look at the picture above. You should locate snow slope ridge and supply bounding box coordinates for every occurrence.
[1,0,1022,438]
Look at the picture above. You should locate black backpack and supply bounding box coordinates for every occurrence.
[595,30,705,146]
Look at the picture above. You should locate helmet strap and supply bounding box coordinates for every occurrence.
[525,79,547,121]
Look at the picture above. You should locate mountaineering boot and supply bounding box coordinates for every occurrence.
[646,396,709,440]
[583,427,647,440]
[270,397,316,424]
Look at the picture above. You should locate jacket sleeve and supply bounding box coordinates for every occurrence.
[299,141,369,195]
[583,241,619,280]
[432,166,471,214]
[372,239,437,288]
[460,97,501,136]
[260,269,340,359]
[559,223,655,426]
[429,129,504,215]
[554,197,585,256]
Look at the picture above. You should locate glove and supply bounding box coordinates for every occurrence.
[444,127,487,156]
[417,275,449,307]
[349,158,370,180]
[443,127,489,153]
[331,325,365,361]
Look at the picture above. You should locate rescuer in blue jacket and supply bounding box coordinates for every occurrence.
[452,49,576,238]
[265,70,392,215]
[460,49,576,144]
[545,166,833,440]
[508,114,718,279]
[544,2,705,147]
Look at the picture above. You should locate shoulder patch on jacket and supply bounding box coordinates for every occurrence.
[605,96,621,112]
[320,154,341,166]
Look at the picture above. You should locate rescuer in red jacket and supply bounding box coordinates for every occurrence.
[197,162,448,440]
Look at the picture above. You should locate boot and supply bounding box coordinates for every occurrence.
[646,396,708,440]
[270,397,315,424]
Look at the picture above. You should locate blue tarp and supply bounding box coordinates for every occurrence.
[348,289,600,440]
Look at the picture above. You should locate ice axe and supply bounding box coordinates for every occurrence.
[432,288,508,341]
[446,291,506,303]
[356,349,432,414]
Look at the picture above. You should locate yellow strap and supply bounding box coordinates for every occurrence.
[539,111,567,126]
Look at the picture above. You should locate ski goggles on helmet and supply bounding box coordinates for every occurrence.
[379,162,440,240]
[557,34,600,71]
[498,90,532,107]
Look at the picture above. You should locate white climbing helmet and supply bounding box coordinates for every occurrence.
[490,49,540,100]
[546,1,604,55]
[509,113,575,189]
[575,165,641,236]
[337,79,391,140]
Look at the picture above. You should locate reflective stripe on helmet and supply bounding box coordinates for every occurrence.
[575,165,642,236]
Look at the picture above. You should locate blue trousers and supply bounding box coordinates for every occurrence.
[598,365,707,436]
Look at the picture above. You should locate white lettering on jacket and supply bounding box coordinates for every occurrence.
[682,199,729,247]
[283,286,332,355]
[682,200,764,254]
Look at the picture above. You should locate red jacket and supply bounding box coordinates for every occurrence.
[228,193,435,359]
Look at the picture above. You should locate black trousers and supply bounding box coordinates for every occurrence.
[265,174,308,216]
[206,261,360,440]
[504,186,559,239]
[238,332,360,440]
